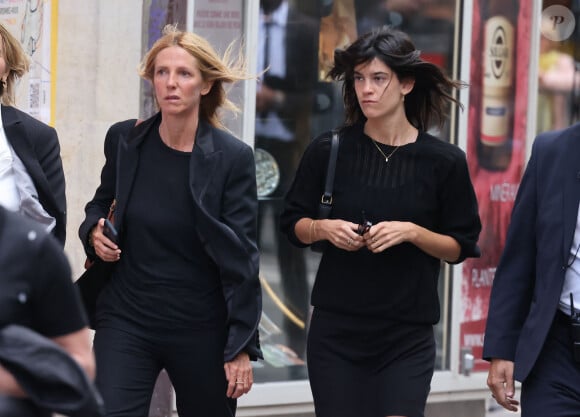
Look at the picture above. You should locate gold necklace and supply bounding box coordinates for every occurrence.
[371,139,399,163]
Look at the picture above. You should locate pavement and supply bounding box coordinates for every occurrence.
[486,403,521,416]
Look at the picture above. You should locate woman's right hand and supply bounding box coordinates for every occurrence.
[89,218,121,262]
[318,219,364,251]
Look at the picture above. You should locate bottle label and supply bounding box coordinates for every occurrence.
[481,15,515,146]
[481,95,509,145]
[483,16,515,88]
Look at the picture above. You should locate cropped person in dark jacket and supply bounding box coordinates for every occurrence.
[79,25,262,417]
[0,206,94,414]
[280,26,481,417]
[0,24,66,245]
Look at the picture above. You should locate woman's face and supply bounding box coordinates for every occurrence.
[153,46,212,117]
[353,57,413,121]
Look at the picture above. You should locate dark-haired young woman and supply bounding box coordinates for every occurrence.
[280,26,481,417]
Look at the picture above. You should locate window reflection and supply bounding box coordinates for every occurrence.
[537,1,580,133]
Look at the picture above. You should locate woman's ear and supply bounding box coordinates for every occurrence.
[401,77,415,96]
[201,81,214,96]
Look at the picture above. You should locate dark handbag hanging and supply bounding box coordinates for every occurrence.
[311,130,340,253]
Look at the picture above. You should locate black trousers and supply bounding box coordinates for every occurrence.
[93,326,235,417]
[520,310,580,417]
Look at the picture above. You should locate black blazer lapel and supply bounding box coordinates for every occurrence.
[189,121,219,205]
[114,119,151,228]
[562,135,580,264]
[2,106,56,213]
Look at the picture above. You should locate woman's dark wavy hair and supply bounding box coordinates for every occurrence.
[328,26,465,131]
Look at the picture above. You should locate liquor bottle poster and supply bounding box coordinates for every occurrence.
[460,0,532,372]
[0,0,55,124]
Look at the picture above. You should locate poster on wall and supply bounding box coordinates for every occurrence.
[0,0,54,124]
[193,0,244,135]
[460,0,532,372]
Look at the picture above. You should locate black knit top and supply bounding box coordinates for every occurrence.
[280,123,481,324]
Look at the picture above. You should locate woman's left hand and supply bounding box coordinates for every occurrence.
[224,352,253,398]
[365,221,413,253]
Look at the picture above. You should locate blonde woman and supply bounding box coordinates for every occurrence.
[79,25,261,416]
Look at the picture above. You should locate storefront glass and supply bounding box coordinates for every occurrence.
[537,0,580,134]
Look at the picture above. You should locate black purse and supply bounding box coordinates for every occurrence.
[311,130,340,253]
[75,259,115,329]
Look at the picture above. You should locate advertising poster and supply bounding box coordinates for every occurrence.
[461,0,532,372]
[0,0,54,124]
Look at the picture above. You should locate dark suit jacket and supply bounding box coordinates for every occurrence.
[2,105,66,246]
[483,123,580,381]
[79,113,262,361]
[259,7,319,144]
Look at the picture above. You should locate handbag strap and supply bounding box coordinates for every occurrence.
[319,130,340,215]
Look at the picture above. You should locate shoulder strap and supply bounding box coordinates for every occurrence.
[318,130,340,217]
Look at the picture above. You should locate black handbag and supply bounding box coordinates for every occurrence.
[75,259,115,329]
[0,325,104,417]
[311,130,340,253]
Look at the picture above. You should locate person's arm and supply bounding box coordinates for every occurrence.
[294,217,365,251]
[487,358,519,412]
[79,119,137,259]
[0,328,95,398]
[217,144,262,362]
[365,221,461,261]
[52,328,96,380]
[0,365,26,397]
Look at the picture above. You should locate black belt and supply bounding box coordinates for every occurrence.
[555,309,571,325]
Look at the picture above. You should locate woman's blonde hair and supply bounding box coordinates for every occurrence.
[0,24,29,105]
[139,24,251,129]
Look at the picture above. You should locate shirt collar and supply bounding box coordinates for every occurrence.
[261,0,288,27]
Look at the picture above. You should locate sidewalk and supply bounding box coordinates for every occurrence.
[487,403,521,416]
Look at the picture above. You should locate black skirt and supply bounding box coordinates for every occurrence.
[307,308,435,417]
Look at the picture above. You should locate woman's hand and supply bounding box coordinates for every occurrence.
[364,221,412,253]
[319,219,364,251]
[89,218,121,262]
[364,221,461,261]
[224,352,253,398]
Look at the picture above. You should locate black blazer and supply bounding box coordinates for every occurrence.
[483,124,580,381]
[2,105,66,246]
[79,113,262,361]
[260,7,319,137]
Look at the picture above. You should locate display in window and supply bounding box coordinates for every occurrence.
[462,0,532,373]
[478,0,518,172]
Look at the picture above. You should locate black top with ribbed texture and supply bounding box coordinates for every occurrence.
[281,123,481,324]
